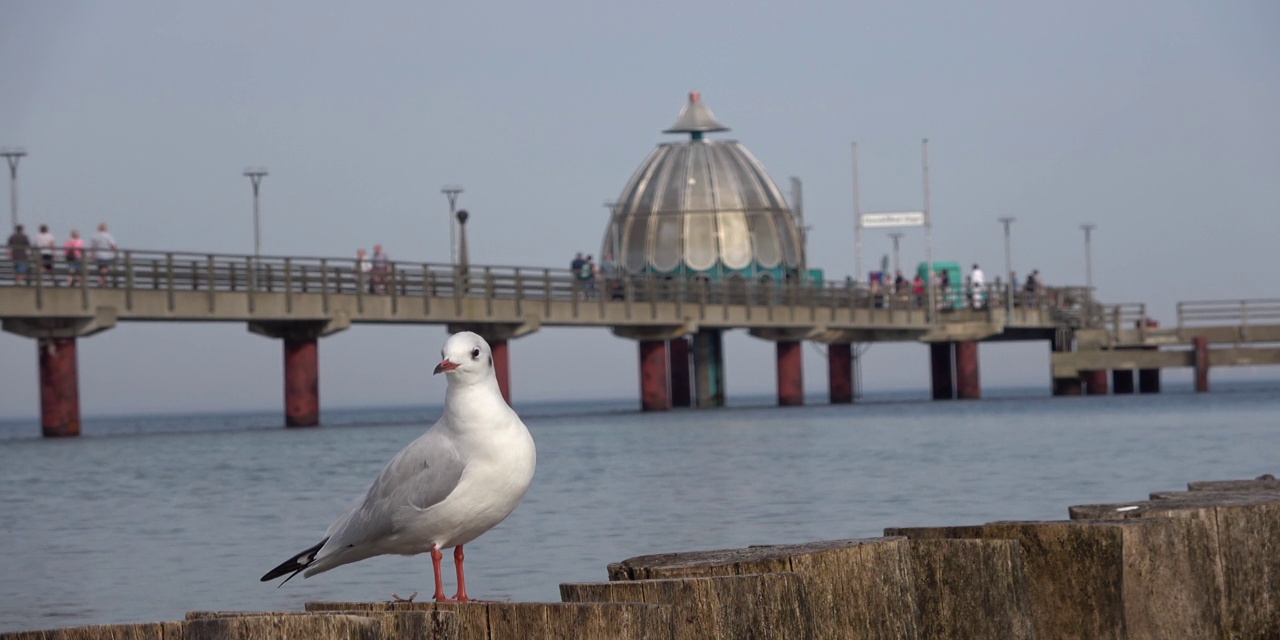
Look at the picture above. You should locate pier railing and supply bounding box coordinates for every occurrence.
[1,249,1085,321]
[1177,299,1280,328]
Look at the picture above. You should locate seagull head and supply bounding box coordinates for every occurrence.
[434,331,494,383]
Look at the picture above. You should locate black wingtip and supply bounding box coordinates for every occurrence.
[261,538,328,584]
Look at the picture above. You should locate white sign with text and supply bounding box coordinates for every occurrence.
[861,212,925,228]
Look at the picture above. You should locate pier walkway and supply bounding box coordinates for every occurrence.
[1,250,1276,436]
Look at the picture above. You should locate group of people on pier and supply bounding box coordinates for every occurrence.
[867,263,1047,311]
[6,223,118,286]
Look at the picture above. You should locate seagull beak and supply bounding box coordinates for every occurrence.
[434,359,459,375]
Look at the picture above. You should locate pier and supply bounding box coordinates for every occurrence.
[2,251,1278,436]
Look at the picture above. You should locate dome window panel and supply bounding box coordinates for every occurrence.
[719,212,752,270]
[685,144,715,214]
[772,210,801,267]
[652,215,683,272]
[708,146,745,212]
[623,214,651,272]
[656,146,690,214]
[685,212,717,271]
[750,212,782,268]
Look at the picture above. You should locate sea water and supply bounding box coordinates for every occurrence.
[0,384,1277,632]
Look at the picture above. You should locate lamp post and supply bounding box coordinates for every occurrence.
[888,232,903,276]
[2,147,27,229]
[998,216,1015,313]
[456,209,470,273]
[243,167,268,260]
[441,185,463,266]
[1080,223,1096,324]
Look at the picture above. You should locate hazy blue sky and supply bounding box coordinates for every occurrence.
[2,1,1278,419]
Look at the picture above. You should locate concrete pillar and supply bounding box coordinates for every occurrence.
[669,337,691,408]
[491,338,511,405]
[930,342,955,400]
[1051,336,1083,396]
[776,341,804,406]
[1138,367,1161,394]
[38,338,81,438]
[1193,336,1210,393]
[1112,369,1135,394]
[1081,370,1108,395]
[693,329,725,408]
[639,339,670,412]
[954,340,981,400]
[284,338,320,427]
[828,343,854,404]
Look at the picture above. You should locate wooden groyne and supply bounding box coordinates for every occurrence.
[5,476,1278,639]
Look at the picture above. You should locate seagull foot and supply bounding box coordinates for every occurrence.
[390,592,418,603]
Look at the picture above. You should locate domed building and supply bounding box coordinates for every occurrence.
[601,92,806,282]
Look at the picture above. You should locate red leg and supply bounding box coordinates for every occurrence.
[453,545,470,602]
[430,545,451,602]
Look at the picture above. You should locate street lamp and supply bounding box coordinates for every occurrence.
[888,232,904,276]
[441,185,463,266]
[1080,223,1097,323]
[2,147,27,229]
[243,167,268,261]
[456,209,470,273]
[998,216,1015,313]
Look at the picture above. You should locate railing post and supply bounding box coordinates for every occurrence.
[485,267,494,317]
[124,251,133,310]
[421,265,430,315]
[320,259,330,313]
[245,256,255,313]
[165,252,175,311]
[514,268,523,316]
[206,255,215,312]
[543,269,552,316]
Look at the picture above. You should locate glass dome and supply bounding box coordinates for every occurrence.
[601,92,804,279]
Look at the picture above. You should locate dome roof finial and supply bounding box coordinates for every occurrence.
[663,91,730,139]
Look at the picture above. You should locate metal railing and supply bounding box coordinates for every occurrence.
[0,249,1087,321]
[1178,299,1280,328]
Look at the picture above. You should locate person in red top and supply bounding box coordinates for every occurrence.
[64,229,85,286]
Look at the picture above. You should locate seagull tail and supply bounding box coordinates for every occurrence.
[260,537,329,585]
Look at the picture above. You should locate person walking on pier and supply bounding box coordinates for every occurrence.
[371,244,390,293]
[35,224,57,285]
[970,263,985,309]
[91,222,118,286]
[7,224,31,285]
[64,229,85,286]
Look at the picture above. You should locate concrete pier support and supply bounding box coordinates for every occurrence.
[490,338,511,405]
[828,343,854,404]
[1051,335,1083,396]
[1193,336,1210,393]
[1112,369,1135,394]
[776,341,804,406]
[930,342,955,400]
[639,339,670,412]
[1082,370,1109,396]
[954,341,981,400]
[39,338,81,437]
[692,329,725,408]
[1138,367,1161,394]
[283,338,320,427]
[669,337,691,408]
[250,318,349,427]
[4,311,118,438]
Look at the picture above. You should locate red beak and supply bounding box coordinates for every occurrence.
[434,359,458,375]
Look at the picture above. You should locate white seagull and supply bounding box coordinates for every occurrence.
[260,331,537,602]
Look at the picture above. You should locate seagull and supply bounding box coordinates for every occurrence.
[260,331,537,602]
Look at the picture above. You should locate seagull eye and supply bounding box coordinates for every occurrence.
[471,348,481,359]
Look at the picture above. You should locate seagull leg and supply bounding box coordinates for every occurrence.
[430,544,453,603]
[453,545,471,602]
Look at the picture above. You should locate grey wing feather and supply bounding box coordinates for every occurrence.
[319,428,467,553]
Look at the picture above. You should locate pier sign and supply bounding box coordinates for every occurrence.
[861,212,925,228]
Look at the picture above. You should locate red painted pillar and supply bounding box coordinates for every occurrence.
[284,338,320,427]
[1112,369,1135,394]
[930,342,955,400]
[491,338,511,405]
[1082,370,1109,395]
[829,343,853,404]
[954,340,981,400]
[639,340,670,412]
[776,341,803,406]
[669,338,691,408]
[1193,336,1210,393]
[38,338,81,437]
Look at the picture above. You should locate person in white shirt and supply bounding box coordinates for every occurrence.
[90,222,118,286]
[970,263,985,309]
[34,224,57,284]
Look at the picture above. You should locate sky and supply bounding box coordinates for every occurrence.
[2,1,1278,419]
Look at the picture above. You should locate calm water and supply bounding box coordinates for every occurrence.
[1,384,1277,632]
